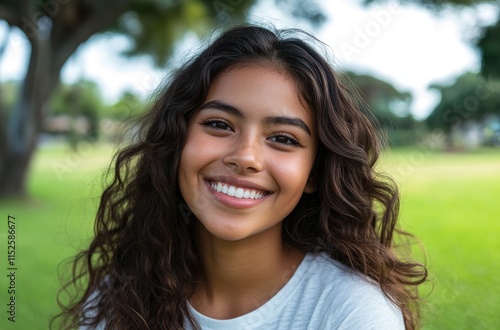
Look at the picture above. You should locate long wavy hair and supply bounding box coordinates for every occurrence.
[55,25,427,329]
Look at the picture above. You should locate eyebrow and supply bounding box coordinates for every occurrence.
[200,101,243,118]
[263,116,311,136]
[200,100,312,136]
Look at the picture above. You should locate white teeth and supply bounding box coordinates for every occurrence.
[209,181,267,200]
[235,188,244,198]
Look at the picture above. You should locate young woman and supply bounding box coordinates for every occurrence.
[57,25,427,329]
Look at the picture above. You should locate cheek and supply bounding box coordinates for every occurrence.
[178,132,223,199]
[178,133,204,195]
[267,152,314,195]
[180,133,218,171]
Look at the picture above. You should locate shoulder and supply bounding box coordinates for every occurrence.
[79,288,106,330]
[301,253,405,329]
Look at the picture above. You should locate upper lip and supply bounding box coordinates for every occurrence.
[205,176,271,193]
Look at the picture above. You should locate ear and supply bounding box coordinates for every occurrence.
[304,176,316,193]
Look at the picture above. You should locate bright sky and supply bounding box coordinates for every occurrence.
[0,0,498,119]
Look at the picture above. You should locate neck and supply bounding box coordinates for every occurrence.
[190,221,304,319]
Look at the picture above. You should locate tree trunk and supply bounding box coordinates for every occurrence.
[0,142,36,198]
[0,29,52,199]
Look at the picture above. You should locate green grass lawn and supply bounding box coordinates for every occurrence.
[382,147,500,330]
[0,143,116,330]
[1,143,499,329]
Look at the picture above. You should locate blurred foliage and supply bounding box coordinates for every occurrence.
[112,0,254,65]
[426,72,500,132]
[50,81,104,117]
[50,83,145,121]
[48,81,104,144]
[346,71,422,145]
[45,81,146,145]
[362,0,498,7]
[105,91,146,120]
[111,0,325,65]
[477,19,500,78]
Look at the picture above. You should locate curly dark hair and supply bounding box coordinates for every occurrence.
[55,25,427,329]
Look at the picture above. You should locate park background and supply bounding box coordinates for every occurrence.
[0,0,499,329]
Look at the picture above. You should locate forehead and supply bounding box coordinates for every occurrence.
[205,63,315,127]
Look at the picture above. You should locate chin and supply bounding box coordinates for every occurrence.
[201,221,255,242]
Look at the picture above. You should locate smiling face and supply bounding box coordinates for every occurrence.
[178,63,317,242]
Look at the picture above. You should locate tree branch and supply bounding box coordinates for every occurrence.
[52,0,136,78]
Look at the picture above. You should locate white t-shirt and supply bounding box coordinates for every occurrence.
[184,252,404,330]
[82,253,404,329]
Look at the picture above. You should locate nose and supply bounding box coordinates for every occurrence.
[223,132,264,173]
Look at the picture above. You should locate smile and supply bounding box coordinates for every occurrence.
[209,181,268,200]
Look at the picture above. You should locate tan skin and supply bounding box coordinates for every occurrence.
[178,63,317,319]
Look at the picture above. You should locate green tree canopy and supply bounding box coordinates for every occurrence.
[106,91,146,121]
[347,72,414,125]
[48,80,104,140]
[478,19,500,78]
[345,71,419,145]
[426,72,500,133]
[50,80,104,117]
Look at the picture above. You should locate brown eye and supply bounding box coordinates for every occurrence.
[202,119,232,131]
[269,134,300,147]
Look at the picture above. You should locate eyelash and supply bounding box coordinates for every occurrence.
[201,118,233,131]
[201,118,301,148]
[269,133,300,147]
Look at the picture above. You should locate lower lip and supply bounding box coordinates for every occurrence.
[204,181,270,209]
